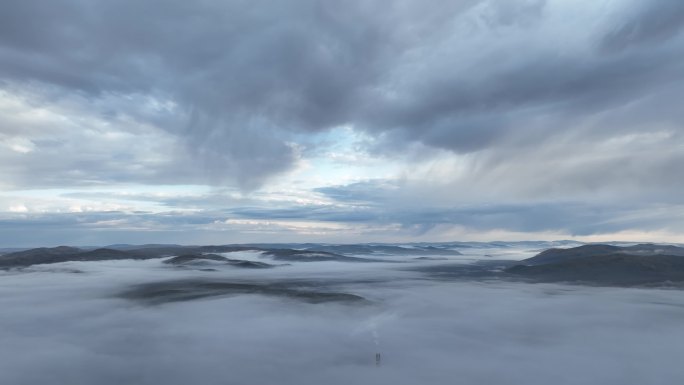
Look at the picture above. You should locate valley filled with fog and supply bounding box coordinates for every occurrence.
[2,242,684,385]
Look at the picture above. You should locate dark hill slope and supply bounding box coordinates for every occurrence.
[0,244,380,268]
[523,244,684,266]
[163,254,273,269]
[522,245,622,266]
[1,246,82,259]
[0,248,150,268]
[305,244,461,256]
[506,243,684,286]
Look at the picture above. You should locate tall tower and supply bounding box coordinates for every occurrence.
[375,352,381,367]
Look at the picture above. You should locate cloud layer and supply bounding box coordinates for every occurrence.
[2,253,684,384]
[1,0,683,243]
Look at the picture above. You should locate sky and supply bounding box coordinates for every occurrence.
[1,0,684,246]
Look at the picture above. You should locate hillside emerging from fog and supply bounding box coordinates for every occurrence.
[3,240,684,385]
[4,242,684,288]
[505,244,684,286]
[0,243,463,269]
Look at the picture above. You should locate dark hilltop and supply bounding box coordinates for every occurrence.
[0,243,462,269]
[505,243,684,287]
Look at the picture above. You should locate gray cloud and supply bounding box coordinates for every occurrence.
[601,0,684,52]
[0,0,683,242]
[2,0,682,189]
[2,196,683,247]
[0,0,396,188]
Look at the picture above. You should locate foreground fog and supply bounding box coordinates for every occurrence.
[1,246,684,384]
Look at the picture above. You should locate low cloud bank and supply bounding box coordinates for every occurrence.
[1,248,683,384]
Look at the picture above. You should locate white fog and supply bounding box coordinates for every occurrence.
[1,244,683,385]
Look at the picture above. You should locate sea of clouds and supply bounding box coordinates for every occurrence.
[1,246,683,385]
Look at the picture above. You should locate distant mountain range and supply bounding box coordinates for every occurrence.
[0,243,464,268]
[6,242,684,288]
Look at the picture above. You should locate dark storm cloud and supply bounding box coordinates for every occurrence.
[2,0,682,188]
[0,0,396,187]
